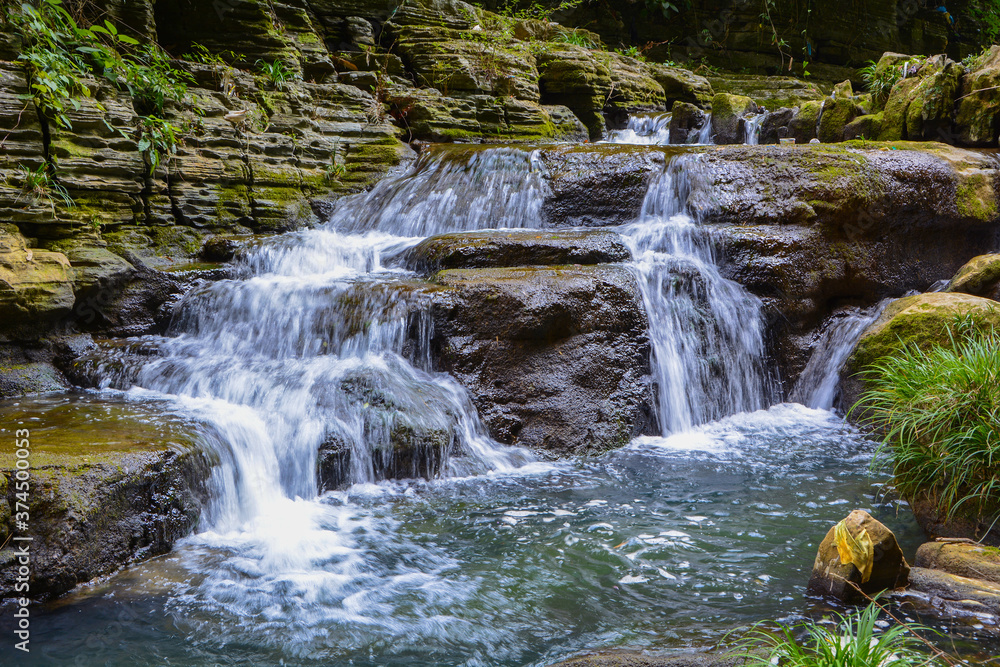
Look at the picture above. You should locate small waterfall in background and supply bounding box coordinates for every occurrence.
[743,113,765,145]
[622,154,774,433]
[606,112,672,145]
[789,300,889,410]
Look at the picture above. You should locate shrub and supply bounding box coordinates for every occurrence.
[734,602,946,667]
[855,322,1000,521]
[137,116,182,175]
[255,59,294,91]
[10,163,74,212]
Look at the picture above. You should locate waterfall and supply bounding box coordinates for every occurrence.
[622,155,774,433]
[789,301,889,410]
[88,148,546,531]
[743,113,765,145]
[84,145,775,531]
[606,112,672,145]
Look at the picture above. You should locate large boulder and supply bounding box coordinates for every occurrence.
[668,101,709,144]
[0,397,212,600]
[817,97,863,144]
[877,55,963,143]
[429,265,654,455]
[788,100,823,144]
[956,46,1000,147]
[944,253,1000,301]
[807,509,910,602]
[710,93,758,145]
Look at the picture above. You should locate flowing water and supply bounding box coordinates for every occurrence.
[3,146,996,665]
[605,113,714,145]
[621,154,774,432]
[606,113,672,145]
[789,301,889,410]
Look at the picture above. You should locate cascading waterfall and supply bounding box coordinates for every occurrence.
[789,300,889,410]
[606,112,672,145]
[89,147,547,532]
[24,144,979,666]
[622,154,774,433]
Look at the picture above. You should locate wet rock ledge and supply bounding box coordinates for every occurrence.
[0,396,213,600]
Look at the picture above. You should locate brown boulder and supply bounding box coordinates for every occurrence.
[807,509,910,602]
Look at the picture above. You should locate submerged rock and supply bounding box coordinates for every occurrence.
[807,509,910,602]
[316,367,456,490]
[408,229,630,273]
[907,567,1000,619]
[429,265,654,455]
[0,397,212,600]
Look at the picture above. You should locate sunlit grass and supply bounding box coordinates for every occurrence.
[733,602,947,667]
[854,323,1000,522]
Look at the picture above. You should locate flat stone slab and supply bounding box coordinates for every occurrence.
[915,540,1000,586]
[408,229,631,273]
[907,566,1000,618]
[0,395,212,600]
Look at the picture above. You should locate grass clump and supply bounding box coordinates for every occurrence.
[734,602,946,667]
[855,322,1000,522]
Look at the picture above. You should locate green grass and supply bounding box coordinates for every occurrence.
[855,322,1000,521]
[733,602,945,667]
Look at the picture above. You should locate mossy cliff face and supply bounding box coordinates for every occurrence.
[0,395,213,600]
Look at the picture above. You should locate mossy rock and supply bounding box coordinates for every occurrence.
[843,112,883,141]
[647,63,713,108]
[710,92,758,144]
[877,76,921,141]
[956,46,1000,147]
[945,254,1000,301]
[817,97,863,143]
[0,395,213,600]
[842,292,1000,415]
[788,100,823,144]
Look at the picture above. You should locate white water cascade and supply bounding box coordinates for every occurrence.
[90,148,550,532]
[622,154,774,433]
[789,300,889,410]
[606,112,672,145]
